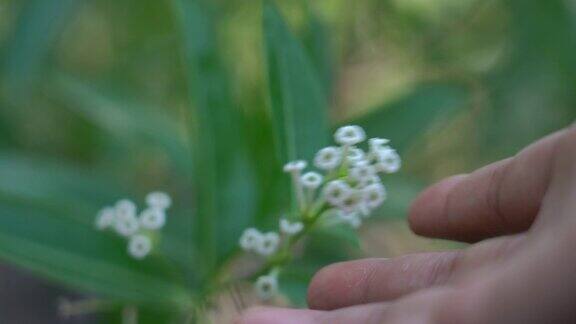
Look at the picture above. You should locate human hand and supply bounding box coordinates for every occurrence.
[237,125,576,324]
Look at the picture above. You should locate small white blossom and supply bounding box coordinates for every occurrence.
[140,208,166,230]
[346,147,366,166]
[349,162,376,186]
[95,207,115,230]
[335,125,366,146]
[363,175,382,187]
[357,201,371,218]
[239,228,263,252]
[301,172,323,189]
[255,273,278,300]
[323,180,352,206]
[283,160,307,173]
[115,199,137,221]
[363,183,387,210]
[369,138,390,151]
[280,219,304,236]
[96,192,171,261]
[284,160,308,210]
[114,214,140,237]
[314,146,342,170]
[128,234,152,259]
[256,232,280,256]
[374,148,401,174]
[338,212,362,229]
[146,192,172,210]
[338,189,364,213]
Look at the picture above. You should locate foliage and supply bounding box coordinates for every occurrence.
[0,0,574,322]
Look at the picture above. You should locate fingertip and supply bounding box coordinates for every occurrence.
[308,259,390,310]
[307,261,348,310]
[409,174,468,237]
[236,307,320,324]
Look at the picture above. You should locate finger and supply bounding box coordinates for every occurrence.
[307,235,522,310]
[235,307,322,324]
[409,128,568,242]
[238,289,453,324]
[307,252,459,310]
[436,237,576,324]
[236,304,392,324]
[465,125,576,323]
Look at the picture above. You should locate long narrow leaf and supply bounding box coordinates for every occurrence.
[0,185,191,310]
[263,1,330,163]
[51,75,191,176]
[302,4,333,97]
[0,153,193,307]
[2,0,80,98]
[172,0,258,283]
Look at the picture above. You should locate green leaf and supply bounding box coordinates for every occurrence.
[172,0,258,282]
[0,153,126,212]
[51,75,191,175]
[481,0,576,155]
[345,82,471,153]
[0,174,191,310]
[376,175,425,220]
[314,224,360,249]
[302,3,333,97]
[2,0,80,98]
[101,306,183,324]
[0,153,192,308]
[0,152,199,298]
[0,110,15,148]
[279,270,310,307]
[263,1,330,163]
[0,202,191,310]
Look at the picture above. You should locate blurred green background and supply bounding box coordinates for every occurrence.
[0,0,574,323]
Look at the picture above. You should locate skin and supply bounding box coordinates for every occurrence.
[236,124,576,324]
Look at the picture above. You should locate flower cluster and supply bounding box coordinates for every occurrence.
[238,125,401,301]
[290,125,400,228]
[95,192,171,260]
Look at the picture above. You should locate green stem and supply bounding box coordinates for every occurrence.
[247,202,330,280]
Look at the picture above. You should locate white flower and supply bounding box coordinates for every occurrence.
[369,138,390,151]
[280,219,304,236]
[363,175,382,187]
[255,273,278,300]
[363,183,387,210]
[335,125,366,146]
[95,207,115,230]
[128,234,152,259]
[346,147,366,166]
[114,213,140,237]
[256,232,280,256]
[349,162,376,186]
[338,189,364,213]
[115,199,137,221]
[357,201,371,218]
[374,148,401,174]
[323,180,352,206]
[338,212,362,229]
[140,208,166,230]
[283,160,307,173]
[284,160,308,210]
[301,172,323,189]
[239,228,263,252]
[146,192,172,210]
[314,146,342,170]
